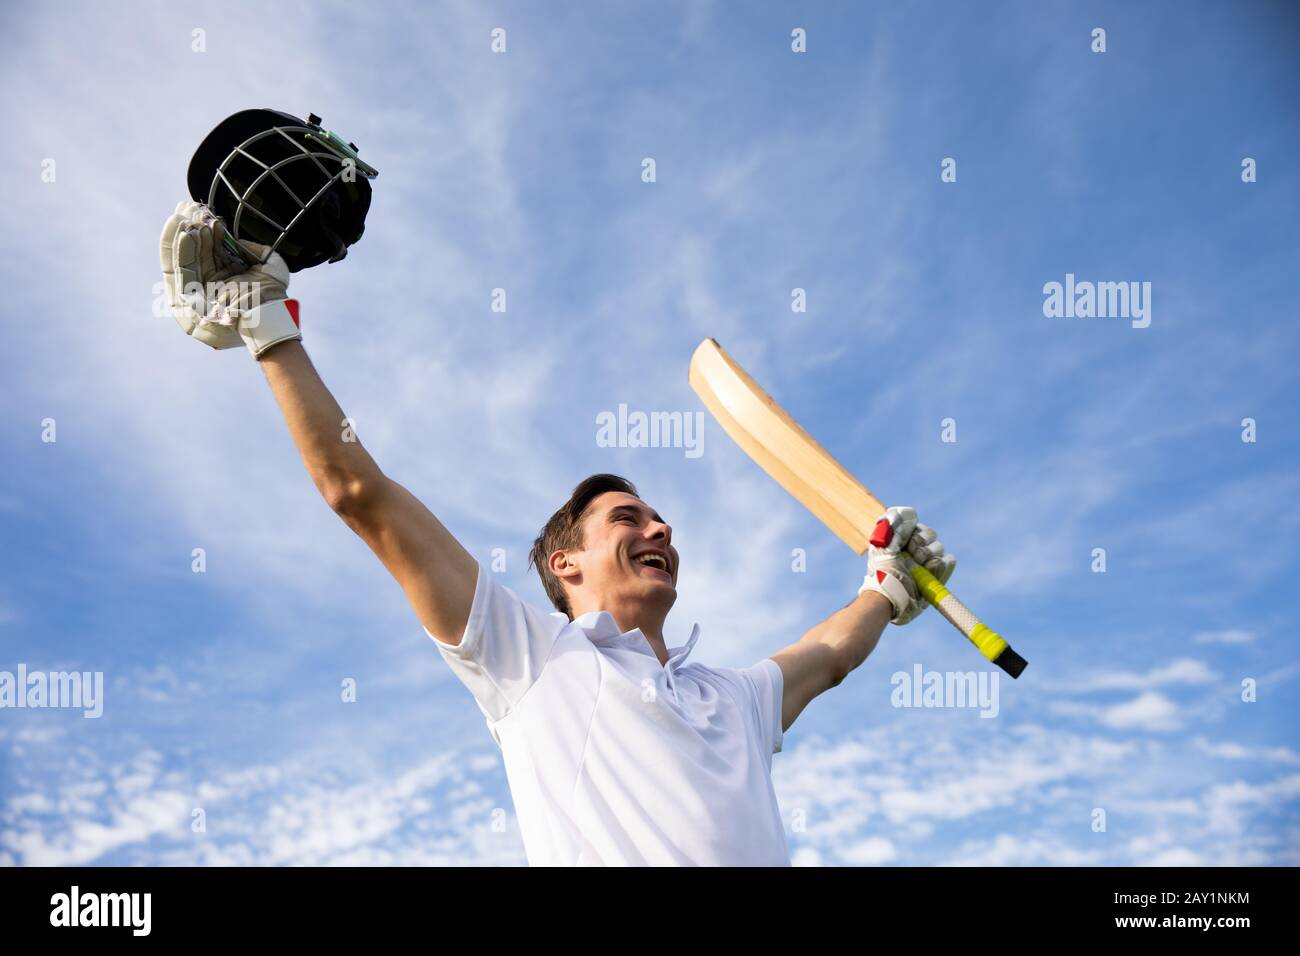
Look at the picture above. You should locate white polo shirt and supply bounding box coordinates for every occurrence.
[427,561,790,866]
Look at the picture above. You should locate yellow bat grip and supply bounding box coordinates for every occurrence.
[909,565,1024,674]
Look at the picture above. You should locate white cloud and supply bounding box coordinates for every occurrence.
[1194,738,1300,766]
[769,717,1299,866]
[0,739,523,866]
[1193,629,1256,645]
[942,833,1103,867]
[1073,658,1216,693]
[839,836,897,865]
[1099,691,1181,732]
[1201,775,1300,838]
[1143,846,1204,866]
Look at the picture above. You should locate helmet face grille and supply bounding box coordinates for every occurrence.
[189,110,374,272]
[218,148,331,235]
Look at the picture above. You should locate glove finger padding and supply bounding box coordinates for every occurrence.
[169,221,244,349]
[159,212,193,332]
[907,524,942,565]
[170,226,206,330]
[932,553,956,584]
[907,522,956,585]
[195,218,222,282]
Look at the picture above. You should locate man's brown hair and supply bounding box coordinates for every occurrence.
[528,473,639,619]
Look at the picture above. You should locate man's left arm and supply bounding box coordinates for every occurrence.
[770,590,893,732]
[769,507,957,733]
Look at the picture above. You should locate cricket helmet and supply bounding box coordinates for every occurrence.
[187,109,378,272]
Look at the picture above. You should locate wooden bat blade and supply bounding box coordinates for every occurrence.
[688,337,883,554]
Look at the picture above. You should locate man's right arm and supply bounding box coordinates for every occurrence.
[258,341,478,644]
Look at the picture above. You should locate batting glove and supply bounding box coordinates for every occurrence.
[159,200,302,358]
[859,505,957,625]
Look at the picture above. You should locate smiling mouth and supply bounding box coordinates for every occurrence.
[632,553,672,578]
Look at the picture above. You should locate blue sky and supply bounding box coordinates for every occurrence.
[1,0,1297,865]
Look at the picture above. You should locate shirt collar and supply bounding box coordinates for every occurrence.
[572,611,701,669]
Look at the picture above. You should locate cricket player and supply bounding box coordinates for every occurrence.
[160,201,955,866]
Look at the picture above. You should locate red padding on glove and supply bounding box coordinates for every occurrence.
[869,518,894,549]
[284,299,301,328]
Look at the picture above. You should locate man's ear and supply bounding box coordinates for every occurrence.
[550,549,581,584]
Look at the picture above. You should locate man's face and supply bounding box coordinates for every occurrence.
[557,491,678,615]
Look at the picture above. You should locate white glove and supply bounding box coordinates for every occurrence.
[158,200,302,358]
[859,506,956,625]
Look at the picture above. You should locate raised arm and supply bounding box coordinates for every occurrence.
[258,342,477,643]
[159,201,476,644]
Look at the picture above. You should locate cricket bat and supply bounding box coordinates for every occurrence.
[689,338,1027,678]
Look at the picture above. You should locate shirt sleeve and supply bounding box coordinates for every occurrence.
[425,560,568,723]
[737,658,785,756]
